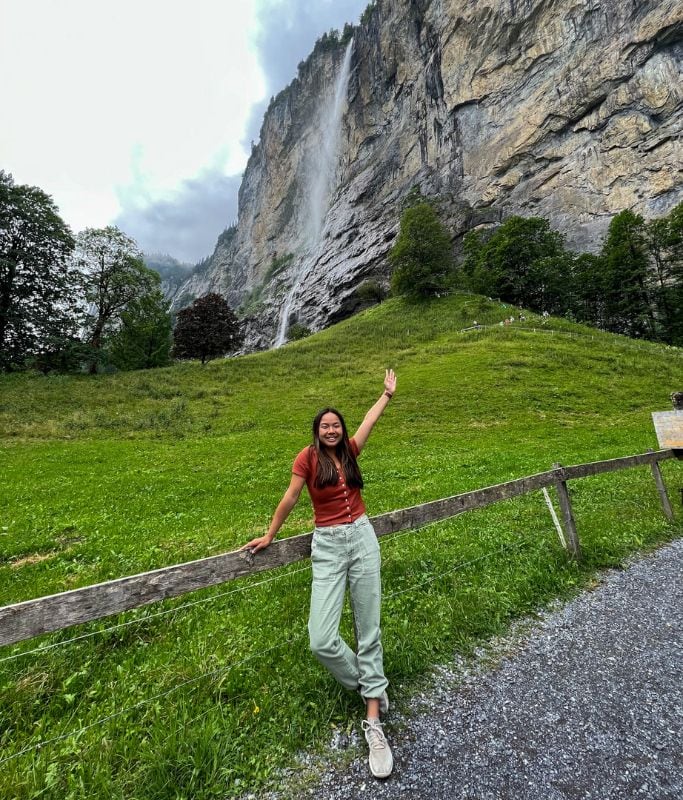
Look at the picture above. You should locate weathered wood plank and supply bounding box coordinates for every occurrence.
[0,535,313,648]
[371,469,558,536]
[0,469,559,647]
[0,451,673,647]
[561,450,673,481]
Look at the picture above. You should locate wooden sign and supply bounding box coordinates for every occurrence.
[652,410,683,449]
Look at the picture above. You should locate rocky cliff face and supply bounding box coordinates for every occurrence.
[174,0,683,349]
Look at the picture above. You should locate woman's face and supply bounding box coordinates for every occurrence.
[318,412,343,449]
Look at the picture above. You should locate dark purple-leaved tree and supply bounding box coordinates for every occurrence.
[173,293,243,364]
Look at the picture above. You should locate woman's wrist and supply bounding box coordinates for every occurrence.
[383,390,393,399]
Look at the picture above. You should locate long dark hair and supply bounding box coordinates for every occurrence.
[311,407,364,489]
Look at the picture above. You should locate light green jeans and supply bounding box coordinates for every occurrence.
[308,514,389,699]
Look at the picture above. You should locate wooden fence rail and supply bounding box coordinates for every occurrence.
[0,449,677,648]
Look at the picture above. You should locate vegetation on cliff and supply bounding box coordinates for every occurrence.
[388,200,683,347]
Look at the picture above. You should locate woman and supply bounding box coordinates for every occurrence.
[242,369,397,779]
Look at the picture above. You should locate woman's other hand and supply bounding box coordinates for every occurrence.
[239,533,274,554]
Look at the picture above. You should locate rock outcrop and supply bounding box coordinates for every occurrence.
[174,0,683,349]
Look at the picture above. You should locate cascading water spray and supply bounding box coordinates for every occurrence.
[274,39,354,348]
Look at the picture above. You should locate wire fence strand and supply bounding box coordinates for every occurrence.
[0,633,305,768]
[1,536,532,766]
[0,563,312,665]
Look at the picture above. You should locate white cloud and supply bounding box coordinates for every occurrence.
[1,0,263,235]
[1,0,368,261]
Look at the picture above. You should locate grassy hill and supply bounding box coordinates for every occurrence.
[1,293,681,798]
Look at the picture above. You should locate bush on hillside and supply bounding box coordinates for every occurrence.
[287,322,311,341]
[355,280,386,305]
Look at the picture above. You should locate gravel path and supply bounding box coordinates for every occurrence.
[292,540,683,800]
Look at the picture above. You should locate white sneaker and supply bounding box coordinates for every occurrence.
[361,718,393,779]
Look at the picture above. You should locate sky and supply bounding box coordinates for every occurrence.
[1,0,368,263]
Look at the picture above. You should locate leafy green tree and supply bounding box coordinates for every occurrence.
[462,216,566,308]
[28,337,95,375]
[644,202,683,344]
[173,293,243,363]
[601,210,655,339]
[389,201,453,299]
[108,286,172,371]
[526,252,577,315]
[74,226,159,372]
[569,252,608,328]
[0,171,77,371]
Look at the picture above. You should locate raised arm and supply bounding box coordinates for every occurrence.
[240,473,306,553]
[353,369,396,453]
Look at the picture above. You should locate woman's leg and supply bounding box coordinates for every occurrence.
[348,518,389,701]
[308,532,360,690]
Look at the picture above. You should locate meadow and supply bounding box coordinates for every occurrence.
[1,293,681,798]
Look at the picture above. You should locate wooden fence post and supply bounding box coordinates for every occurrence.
[553,463,581,560]
[648,450,675,522]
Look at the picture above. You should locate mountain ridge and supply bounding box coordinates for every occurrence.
[174,0,682,348]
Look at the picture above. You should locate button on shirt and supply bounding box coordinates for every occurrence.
[292,438,366,526]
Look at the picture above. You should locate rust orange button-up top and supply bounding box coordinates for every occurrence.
[292,438,366,526]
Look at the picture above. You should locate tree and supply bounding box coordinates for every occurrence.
[526,252,577,315]
[0,171,77,371]
[644,202,683,344]
[601,210,655,339]
[462,216,566,308]
[569,252,608,328]
[172,293,243,363]
[287,322,311,341]
[108,286,172,371]
[354,279,386,305]
[389,201,453,299]
[74,226,159,372]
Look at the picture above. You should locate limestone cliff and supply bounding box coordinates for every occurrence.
[174,0,683,349]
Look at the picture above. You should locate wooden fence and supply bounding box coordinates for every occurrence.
[0,449,678,648]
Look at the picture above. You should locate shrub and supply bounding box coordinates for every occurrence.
[287,323,311,341]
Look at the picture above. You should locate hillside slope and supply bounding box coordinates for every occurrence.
[1,294,681,799]
[1,293,680,602]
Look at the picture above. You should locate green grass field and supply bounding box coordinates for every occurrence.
[1,293,681,799]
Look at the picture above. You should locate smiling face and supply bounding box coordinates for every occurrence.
[318,412,343,450]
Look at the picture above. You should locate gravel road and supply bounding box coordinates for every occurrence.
[280,539,683,800]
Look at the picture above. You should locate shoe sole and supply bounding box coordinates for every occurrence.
[369,755,393,779]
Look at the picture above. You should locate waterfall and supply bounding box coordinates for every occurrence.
[274,39,354,347]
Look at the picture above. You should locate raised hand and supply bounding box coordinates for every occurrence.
[384,368,396,395]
